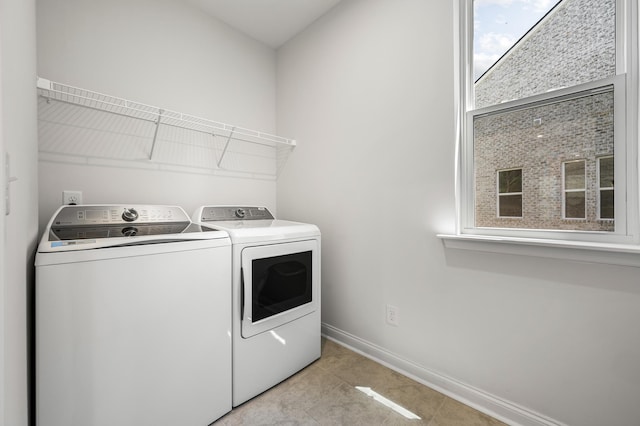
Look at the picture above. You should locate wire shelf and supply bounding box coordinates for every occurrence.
[36,77,296,178]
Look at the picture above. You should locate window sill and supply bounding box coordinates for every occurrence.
[437,234,640,268]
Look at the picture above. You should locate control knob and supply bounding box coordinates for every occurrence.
[122,208,139,222]
[235,208,246,219]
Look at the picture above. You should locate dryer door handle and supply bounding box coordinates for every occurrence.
[240,267,245,320]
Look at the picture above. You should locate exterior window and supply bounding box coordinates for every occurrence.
[473,0,615,109]
[497,169,522,218]
[563,160,586,219]
[474,89,613,230]
[598,156,614,219]
[457,0,636,242]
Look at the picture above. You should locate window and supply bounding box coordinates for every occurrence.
[456,0,637,243]
[598,156,615,219]
[563,160,586,219]
[497,169,522,218]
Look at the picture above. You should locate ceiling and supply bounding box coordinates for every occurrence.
[183,0,344,48]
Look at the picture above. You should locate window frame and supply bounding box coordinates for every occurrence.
[562,159,587,220]
[455,0,638,245]
[497,168,523,218]
[597,155,615,220]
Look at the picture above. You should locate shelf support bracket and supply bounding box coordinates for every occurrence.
[217,127,235,168]
[149,109,164,160]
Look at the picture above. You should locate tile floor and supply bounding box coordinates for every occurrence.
[214,338,507,425]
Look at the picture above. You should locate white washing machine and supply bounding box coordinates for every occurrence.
[36,205,232,426]
[192,206,321,406]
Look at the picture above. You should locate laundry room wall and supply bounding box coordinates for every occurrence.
[276,1,640,425]
[36,0,279,231]
[1,0,38,424]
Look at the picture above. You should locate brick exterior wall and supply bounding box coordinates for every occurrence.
[473,0,616,232]
[474,91,614,231]
[475,0,615,108]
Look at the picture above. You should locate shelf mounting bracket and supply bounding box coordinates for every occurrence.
[217,127,235,168]
[149,109,164,160]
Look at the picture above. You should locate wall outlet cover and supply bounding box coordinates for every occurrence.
[62,190,83,205]
[386,304,399,326]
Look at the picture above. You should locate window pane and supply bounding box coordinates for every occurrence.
[565,192,585,218]
[564,161,585,190]
[499,195,522,217]
[599,156,614,188]
[474,88,614,231]
[600,189,614,219]
[474,0,615,109]
[499,169,522,193]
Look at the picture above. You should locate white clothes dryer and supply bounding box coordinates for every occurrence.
[192,206,321,406]
[36,205,232,426]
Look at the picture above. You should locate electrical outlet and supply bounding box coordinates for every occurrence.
[62,190,83,205]
[386,304,399,326]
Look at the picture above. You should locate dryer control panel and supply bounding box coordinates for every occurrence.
[199,206,274,222]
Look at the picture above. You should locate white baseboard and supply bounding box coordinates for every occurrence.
[321,323,566,426]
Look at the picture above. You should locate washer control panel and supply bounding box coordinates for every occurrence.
[51,205,190,226]
[200,206,274,222]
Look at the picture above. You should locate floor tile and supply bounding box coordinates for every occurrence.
[214,338,506,426]
[429,398,507,426]
[305,382,399,425]
[381,381,447,424]
[263,363,344,412]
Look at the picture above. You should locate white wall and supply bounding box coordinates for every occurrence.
[0,26,5,424]
[1,0,38,424]
[276,1,640,425]
[36,0,278,230]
